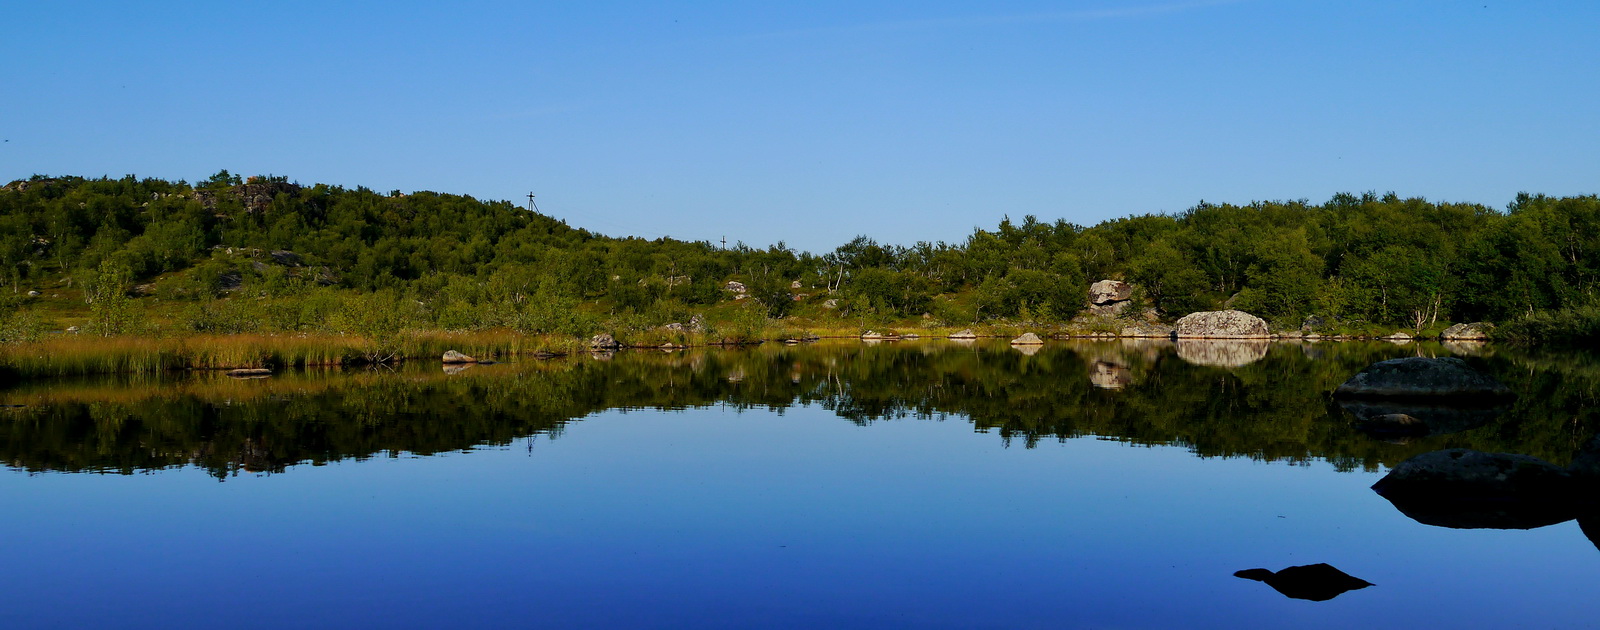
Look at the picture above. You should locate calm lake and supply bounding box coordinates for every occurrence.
[2,339,1597,629]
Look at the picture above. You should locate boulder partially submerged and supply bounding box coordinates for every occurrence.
[1334,357,1510,399]
[1173,310,1270,339]
[442,350,477,364]
[948,329,978,340]
[1372,449,1577,529]
[1010,332,1044,345]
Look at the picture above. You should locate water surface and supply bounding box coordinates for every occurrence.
[2,340,1597,628]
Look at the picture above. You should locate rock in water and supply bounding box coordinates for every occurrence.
[1334,357,1510,399]
[1234,564,1373,601]
[948,329,978,340]
[442,350,477,364]
[1371,449,1576,530]
[1010,332,1044,345]
[1441,322,1494,340]
[590,334,621,350]
[1173,310,1270,339]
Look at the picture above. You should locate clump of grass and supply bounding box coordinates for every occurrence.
[1502,305,1600,344]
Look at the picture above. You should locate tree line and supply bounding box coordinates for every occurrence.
[0,172,1596,340]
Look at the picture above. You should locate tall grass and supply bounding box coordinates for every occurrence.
[0,329,586,378]
[1501,305,1600,344]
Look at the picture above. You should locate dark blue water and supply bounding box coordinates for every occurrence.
[1,341,1596,628]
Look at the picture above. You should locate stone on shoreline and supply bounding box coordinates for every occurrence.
[442,350,477,364]
[1173,310,1270,339]
[1441,322,1494,341]
[1010,332,1044,345]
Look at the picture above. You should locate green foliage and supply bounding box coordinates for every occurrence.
[85,259,140,337]
[3,175,1598,338]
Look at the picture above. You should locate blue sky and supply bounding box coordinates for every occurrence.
[3,1,1596,252]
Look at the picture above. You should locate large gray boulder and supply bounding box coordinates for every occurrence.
[1086,280,1135,316]
[1441,322,1494,341]
[1173,310,1270,339]
[1088,279,1134,305]
[590,334,622,350]
[1334,357,1510,399]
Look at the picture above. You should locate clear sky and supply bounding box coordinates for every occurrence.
[3,1,1596,253]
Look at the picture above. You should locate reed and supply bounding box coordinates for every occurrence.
[0,329,589,378]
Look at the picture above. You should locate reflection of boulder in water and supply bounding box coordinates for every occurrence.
[1372,449,1577,530]
[1011,343,1041,356]
[1335,357,1511,399]
[1089,361,1131,389]
[1234,564,1373,601]
[1174,340,1269,368]
[1441,340,1490,357]
[442,363,476,375]
[1340,399,1508,438]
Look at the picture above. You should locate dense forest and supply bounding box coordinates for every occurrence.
[0,172,1596,344]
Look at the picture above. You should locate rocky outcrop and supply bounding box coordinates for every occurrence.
[1173,310,1270,339]
[724,281,747,294]
[1087,280,1134,316]
[688,314,706,333]
[193,180,302,214]
[948,329,978,340]
[1334,357,1511,399]
[1010,332,1044,345]
[1383,332,1413,343]
[1441,322,1494,341]
[442,350,477,364]
[1175,340,1269,368]
[590,334,621,350]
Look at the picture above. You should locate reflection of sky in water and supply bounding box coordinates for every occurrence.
[3,404,1599,628]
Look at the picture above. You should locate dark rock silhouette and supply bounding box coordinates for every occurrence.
[1372,449,1577,529]
[1234,564,1373,601]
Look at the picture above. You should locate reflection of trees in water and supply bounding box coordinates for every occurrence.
[0,341,1597,477]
